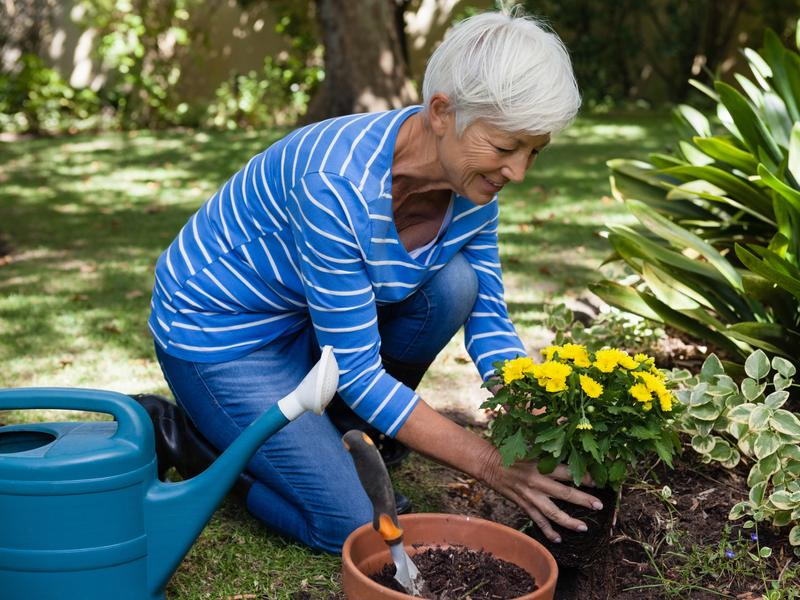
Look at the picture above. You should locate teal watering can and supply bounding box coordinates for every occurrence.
[0,346,339,600]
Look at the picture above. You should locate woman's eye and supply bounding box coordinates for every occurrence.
[494,145,514,153]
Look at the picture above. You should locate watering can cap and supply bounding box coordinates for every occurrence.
[0,388,155,483]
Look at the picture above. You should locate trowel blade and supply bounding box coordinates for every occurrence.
[390,543,428,596]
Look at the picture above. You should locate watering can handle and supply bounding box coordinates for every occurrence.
[0,387,149,443]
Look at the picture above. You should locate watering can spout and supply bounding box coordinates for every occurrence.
[145,346,339,596]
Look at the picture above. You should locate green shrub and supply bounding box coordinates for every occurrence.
[0,54,102,134]
[205,53,322,130]
[673,350,800,557]
[591,23,800,364]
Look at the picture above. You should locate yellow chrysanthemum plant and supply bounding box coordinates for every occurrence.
[481,344,682,491]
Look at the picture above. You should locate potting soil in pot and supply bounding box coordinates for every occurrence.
[370,544,537,599]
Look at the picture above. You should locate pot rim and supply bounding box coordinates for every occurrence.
[341,512,558,600]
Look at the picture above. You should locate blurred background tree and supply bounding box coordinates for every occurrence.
[1,0,798,134]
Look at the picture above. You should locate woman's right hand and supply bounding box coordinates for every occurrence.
[396,399,603,543]
[480,455,603,543]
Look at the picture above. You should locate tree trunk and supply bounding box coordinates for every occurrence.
[305,0,418,122]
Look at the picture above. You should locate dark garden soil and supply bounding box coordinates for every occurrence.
[370,545,537,599]
[405,447,797,600]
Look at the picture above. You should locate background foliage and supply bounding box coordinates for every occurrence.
[593,24,800,367]
[2,0,800,134]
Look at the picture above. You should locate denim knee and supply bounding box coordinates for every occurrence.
[306,498,373,553]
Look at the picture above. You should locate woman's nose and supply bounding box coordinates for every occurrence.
[501,153,529,183]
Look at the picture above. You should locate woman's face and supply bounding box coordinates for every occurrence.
[437,117,550,204]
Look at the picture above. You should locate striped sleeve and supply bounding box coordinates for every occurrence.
[287,171,419,436]
[461,201,527,381]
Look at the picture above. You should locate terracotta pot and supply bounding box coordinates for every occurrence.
[341,513,558,600]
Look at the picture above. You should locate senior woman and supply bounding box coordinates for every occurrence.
[147,10,602,553]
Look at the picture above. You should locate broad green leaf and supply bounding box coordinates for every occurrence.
[701,355,725,381]
[745,349,770,379]
[756,164,800,213]
[743,47,772,86]
[588,462,608,489]
[541,429,566,454]
[762,93,792,148]
[728,403,757,423]
[748,404,772,430]
[758,452,780,476]
[789,524,800,546]
[763,29,800,123]
[665,179,775,225]
[728,421,748,439]
[498,429,528,466]
[693,136,758,173]
[770,490,795,510]
[608,224,727,283]
[735,72,766,107]
[741,377,766,401]
[608,460,626,483]
[772,355,797,378]
[748,462,768,487]
[660,164,773,219]
[716,82,783,167]
[736,244,800,301]
[641,263,700,310]
[729,501,752,520]
[754,431,782,459]
[679,141,714,166]
[759,547,773,558]
[536,454,559,474]
[675,104,711,137]
[567,448,588,486]
[788,123,800,185]
[750,480,768,504]
[629,425,660,439]
[765,391,789,409]
[689,402,721,421]
[588,281,663,323]
[770,409,800,436]
[774,373,792,391]
[691,434,715,453]
[689,78,719,101]
[709,439,733,461]
[720,449,741,469]
[727,322,798,358]
[580,431,601,462]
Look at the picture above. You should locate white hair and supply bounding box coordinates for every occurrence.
[422,10,580,136]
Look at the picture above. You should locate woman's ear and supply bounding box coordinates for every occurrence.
[427,93,452,137]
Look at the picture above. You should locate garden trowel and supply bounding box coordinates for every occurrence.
[343,430,429,597]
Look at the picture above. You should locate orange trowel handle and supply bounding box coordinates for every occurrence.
[342,430,403,543]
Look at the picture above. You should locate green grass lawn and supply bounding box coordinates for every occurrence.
[0,111,675,599]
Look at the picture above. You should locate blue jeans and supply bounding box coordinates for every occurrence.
[155,253,478,553]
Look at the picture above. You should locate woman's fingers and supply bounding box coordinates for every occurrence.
[525,505,563,543]
[538,476,604,511]
[545,463,597,488]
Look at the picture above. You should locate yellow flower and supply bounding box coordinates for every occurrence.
[594,348,639,371]
[530,361,572,393]
[658,391,673,412]
[634,353,655,368]
[633,371,669,396]
[630,383,652,403]
[643,402,653,411]
[540,346,559,361]
[579,374,603,398]
[556,344,592,367]
[502,357,534,385]
[576,417,593,430]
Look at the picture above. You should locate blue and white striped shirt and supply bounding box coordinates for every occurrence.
[148,105,526,436]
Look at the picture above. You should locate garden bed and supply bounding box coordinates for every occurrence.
[403,440,798,600]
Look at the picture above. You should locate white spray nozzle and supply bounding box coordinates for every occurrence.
[277,346,339,421]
